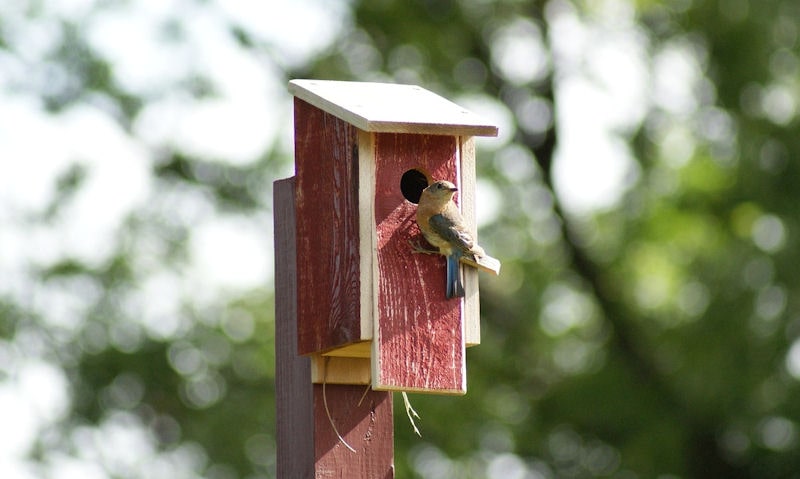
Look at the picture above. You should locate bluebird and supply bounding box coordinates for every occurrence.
[414,180,492,298]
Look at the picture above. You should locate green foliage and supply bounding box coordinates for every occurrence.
[3,0,800,477]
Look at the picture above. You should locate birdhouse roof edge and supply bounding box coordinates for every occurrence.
[289,79,499,137]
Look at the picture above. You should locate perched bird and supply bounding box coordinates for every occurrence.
[414,180,498,298]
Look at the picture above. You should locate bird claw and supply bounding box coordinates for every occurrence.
[409,240,438,255]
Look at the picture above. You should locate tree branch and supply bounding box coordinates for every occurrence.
[473,10,689,419]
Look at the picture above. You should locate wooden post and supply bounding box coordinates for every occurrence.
[275,178,394,477]
[274,177,314,477]
[275,80,497,476]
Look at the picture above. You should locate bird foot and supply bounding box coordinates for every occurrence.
[409,240,438,255]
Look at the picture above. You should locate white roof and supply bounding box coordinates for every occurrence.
[289,79,499,137]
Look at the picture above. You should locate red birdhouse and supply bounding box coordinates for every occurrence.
[289,79,498,394]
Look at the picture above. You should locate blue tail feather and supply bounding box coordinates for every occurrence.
[446,253,465,298]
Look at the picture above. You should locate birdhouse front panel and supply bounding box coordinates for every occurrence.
[294,98,366,356]
[369,132,467,394]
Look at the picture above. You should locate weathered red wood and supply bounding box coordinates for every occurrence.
[274,177,315,477]
[276,177,395,478]
[294,99,362,355]
[372,133,466,393]
[314,385,394,478]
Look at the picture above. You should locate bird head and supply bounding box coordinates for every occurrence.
[423,180,458,201]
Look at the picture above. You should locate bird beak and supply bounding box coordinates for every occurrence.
[448,186,458,192]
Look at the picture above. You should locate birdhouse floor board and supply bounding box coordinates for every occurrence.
[311,355,371,385]
[321,340,372,358]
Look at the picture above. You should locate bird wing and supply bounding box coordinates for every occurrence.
[429,213,474,253]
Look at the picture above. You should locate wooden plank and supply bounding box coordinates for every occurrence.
[277,177,394,478]
[294,99,365,355]
[274,177,315,478]
[358,129,377,346]
[371,133,467,394]
[290,80,499,137]
[322,341,371,358]
[460,254,501,275]
[459,136,480,347]
[314,385,394,478]
[310,354,371,385]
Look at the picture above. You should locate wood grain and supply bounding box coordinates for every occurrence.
[274,177,315,477]
[276,177,394,478]
[459,136,481,347]
[310,355,371,385]
[371,133,467,394]
[314,385,394,478]
[294,99,364,355]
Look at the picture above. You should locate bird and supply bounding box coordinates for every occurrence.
[414,180,497,298]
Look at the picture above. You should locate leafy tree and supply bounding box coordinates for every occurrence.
[2,0,800,478]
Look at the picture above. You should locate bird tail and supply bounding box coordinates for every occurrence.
[446,253,465,298]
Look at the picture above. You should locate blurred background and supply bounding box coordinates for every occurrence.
[1,0,799,477]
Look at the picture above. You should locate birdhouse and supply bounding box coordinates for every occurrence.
[289,79,498,394]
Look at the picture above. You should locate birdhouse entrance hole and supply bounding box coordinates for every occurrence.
[400,168,429,204]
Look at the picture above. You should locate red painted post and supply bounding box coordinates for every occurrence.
[274,178,394,477]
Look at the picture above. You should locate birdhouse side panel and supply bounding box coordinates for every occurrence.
[458,136,480,347]
[294,99,362,355]
[372,132,466,394]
